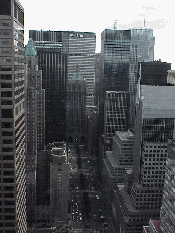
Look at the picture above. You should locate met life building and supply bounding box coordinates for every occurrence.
[0,0,27,233]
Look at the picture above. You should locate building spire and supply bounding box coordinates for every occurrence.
[144,18,145,27]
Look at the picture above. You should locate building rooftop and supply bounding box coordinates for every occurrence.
[70,72,84,81]
[25,38,37,57]
[115,130,135,141]
[141,85,175,118]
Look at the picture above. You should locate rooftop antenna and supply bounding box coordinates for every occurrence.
[144,18,145,27]
[114,20,117,30]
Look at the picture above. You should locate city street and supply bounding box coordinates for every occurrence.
[68,144,113,233]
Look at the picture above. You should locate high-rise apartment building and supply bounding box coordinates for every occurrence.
[25,38,45,225]
[0,0,27,232]
[29,30,67,144]
[66,68,87,144]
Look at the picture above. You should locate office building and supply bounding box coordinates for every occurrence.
[94,53,102,107]
[0,0,27,232]
[65,31,96,106]
[99,91,129,167]
[99,29,131,135]
[66,67,87,144]
[129,28,155,129]
[104,91,129,150]
[102,130,134,220]
[29,30,67,144]
[113,85,175,232]
[138,60,171,86]
[160,139,175,232]
[130,28,155,63]
[50,142,69,222]
[25,38,45,225]
[87,106,99,156]
[29,30,96,143]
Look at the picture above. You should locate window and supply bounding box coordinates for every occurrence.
[0,47,12,54]
[1,109,13,118]
[0,74,12,80]
[0,66,12,72]
[1,83,12,88]
[0,0,11,15]
[0,57,12,63]
[1,91,12,97]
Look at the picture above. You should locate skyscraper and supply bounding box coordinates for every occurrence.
[0,0,27,232]
[160,139,175,232]
[138,60,171,86]
[129,28,155,129]
[66,67,87,144]
[29,30,67,144]
[29,30,96,144]
[65,31,96,107]
[114,85,175,232]
[25,38,45,225]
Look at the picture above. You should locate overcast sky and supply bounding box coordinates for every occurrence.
[20,0,174,69]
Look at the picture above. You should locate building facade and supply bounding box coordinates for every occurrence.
[50,142,69,222]
[160,139,175,232]
[66,69,87,144]
[25,38,45,225]
[114,85,175,232]
[138,60,171,86]
[0,0,27,232]
[104,91,129,151]
[29,30,67,144]
[65,31,96,106]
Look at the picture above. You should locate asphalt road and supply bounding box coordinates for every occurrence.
[68,144,114,233]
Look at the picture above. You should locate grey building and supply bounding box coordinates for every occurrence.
[114,85,175,232]
[29,30,67,144]
[0,0,27,232]
[65,31,96,107]
[25,38,45,225]
[102,130,135,221]
[50,142,69,222]
[66,68,87,144]
[160,139,175,232]
[129,27,155,129]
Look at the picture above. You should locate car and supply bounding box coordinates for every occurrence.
[96,195,99,200]
[79,217,82,221]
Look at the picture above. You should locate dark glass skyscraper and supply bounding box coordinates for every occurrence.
[29,30,67,144]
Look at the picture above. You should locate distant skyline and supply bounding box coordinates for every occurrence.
[20,0,174,69]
